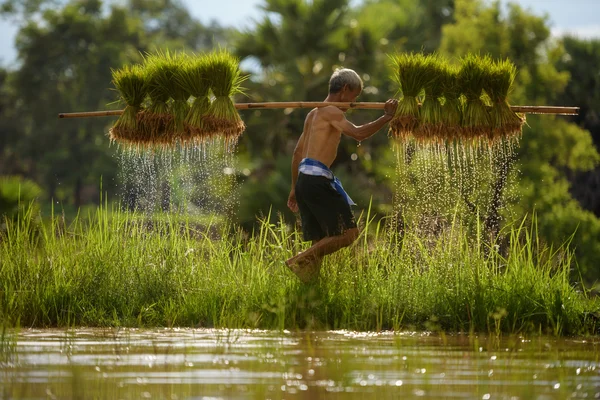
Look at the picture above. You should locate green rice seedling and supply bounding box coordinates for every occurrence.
[417,55,445,142]
[459,54,493,142]
[108,64,147,145]
[388,53,432,140]
[168,52,193,139]
[203,49,247,146]
[177,54,211,144]
[143,53,174,146]
[487,59,525,141]
[439,64,463,141]
[145,50,191,143]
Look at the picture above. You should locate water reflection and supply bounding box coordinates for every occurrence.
[1,329,599,399]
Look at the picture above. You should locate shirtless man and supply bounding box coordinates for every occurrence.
[286,68,398,282]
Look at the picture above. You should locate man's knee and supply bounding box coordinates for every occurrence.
[342,227,359,246]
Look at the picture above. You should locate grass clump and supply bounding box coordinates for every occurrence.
[389,53,432,140]
[108,64,147,145]
[0,203,597,335]
[203,49,247,146]
[459,54,492,142]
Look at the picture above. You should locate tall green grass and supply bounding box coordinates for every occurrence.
[0,204,597,335]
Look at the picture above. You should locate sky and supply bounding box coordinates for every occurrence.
[0,0,599,66]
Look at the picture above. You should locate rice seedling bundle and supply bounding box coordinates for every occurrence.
[487,59,524,140]
[143,53,175,145]
[389,53,432,140]
[176,54,211,144]
[417,55,445,142]
[439,64,463,140]
[108,64,147,144]
[147,50,191,142]
[203,49,246,145]
[458,54,492,141]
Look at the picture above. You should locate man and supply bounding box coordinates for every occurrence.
[286,68,398,282]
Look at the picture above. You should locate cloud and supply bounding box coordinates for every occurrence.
[552,25,600,39]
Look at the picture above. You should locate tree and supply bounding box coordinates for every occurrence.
[556,37,600,218]
[440,0,600,282]
[0,0,58,19]
[0,0,229,209]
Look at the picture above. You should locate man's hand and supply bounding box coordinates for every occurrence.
[287,190,299,213]
[384,99,398,119]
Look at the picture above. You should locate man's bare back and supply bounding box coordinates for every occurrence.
[299,101,400,168]
[301,107,344,167]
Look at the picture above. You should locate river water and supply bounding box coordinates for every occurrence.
[1,329,598,399]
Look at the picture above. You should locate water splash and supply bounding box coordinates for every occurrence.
[391,136,520,241]
[117,139,239,218]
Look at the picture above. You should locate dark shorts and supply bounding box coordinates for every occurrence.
[295,172,357,242]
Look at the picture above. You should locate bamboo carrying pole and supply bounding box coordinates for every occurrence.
[58,103,579,119]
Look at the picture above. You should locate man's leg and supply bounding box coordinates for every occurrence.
[286,227,358,268]
[286,174,357,282]
[283,240,324,283]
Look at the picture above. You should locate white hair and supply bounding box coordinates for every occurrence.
[329,68,363,94]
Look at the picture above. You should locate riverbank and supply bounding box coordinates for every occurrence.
[1,205,598,335]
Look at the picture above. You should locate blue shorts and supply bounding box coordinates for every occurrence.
[295,172,356,242]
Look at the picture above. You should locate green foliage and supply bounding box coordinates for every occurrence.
[0,176,42,224]
[555,37,600,220]
[0,0,59,17]
[515,117,600,281]
[143,51,172,140]
[557,38,600,142]
[144,50,190,135]
[1,205,597,335]
[439,0,600,283]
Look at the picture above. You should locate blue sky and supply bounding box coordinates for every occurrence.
[1,0,599,66]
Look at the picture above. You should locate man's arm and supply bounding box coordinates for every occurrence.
[291,132,307,190]
[288,130,307,212]
[328,99,398,141]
